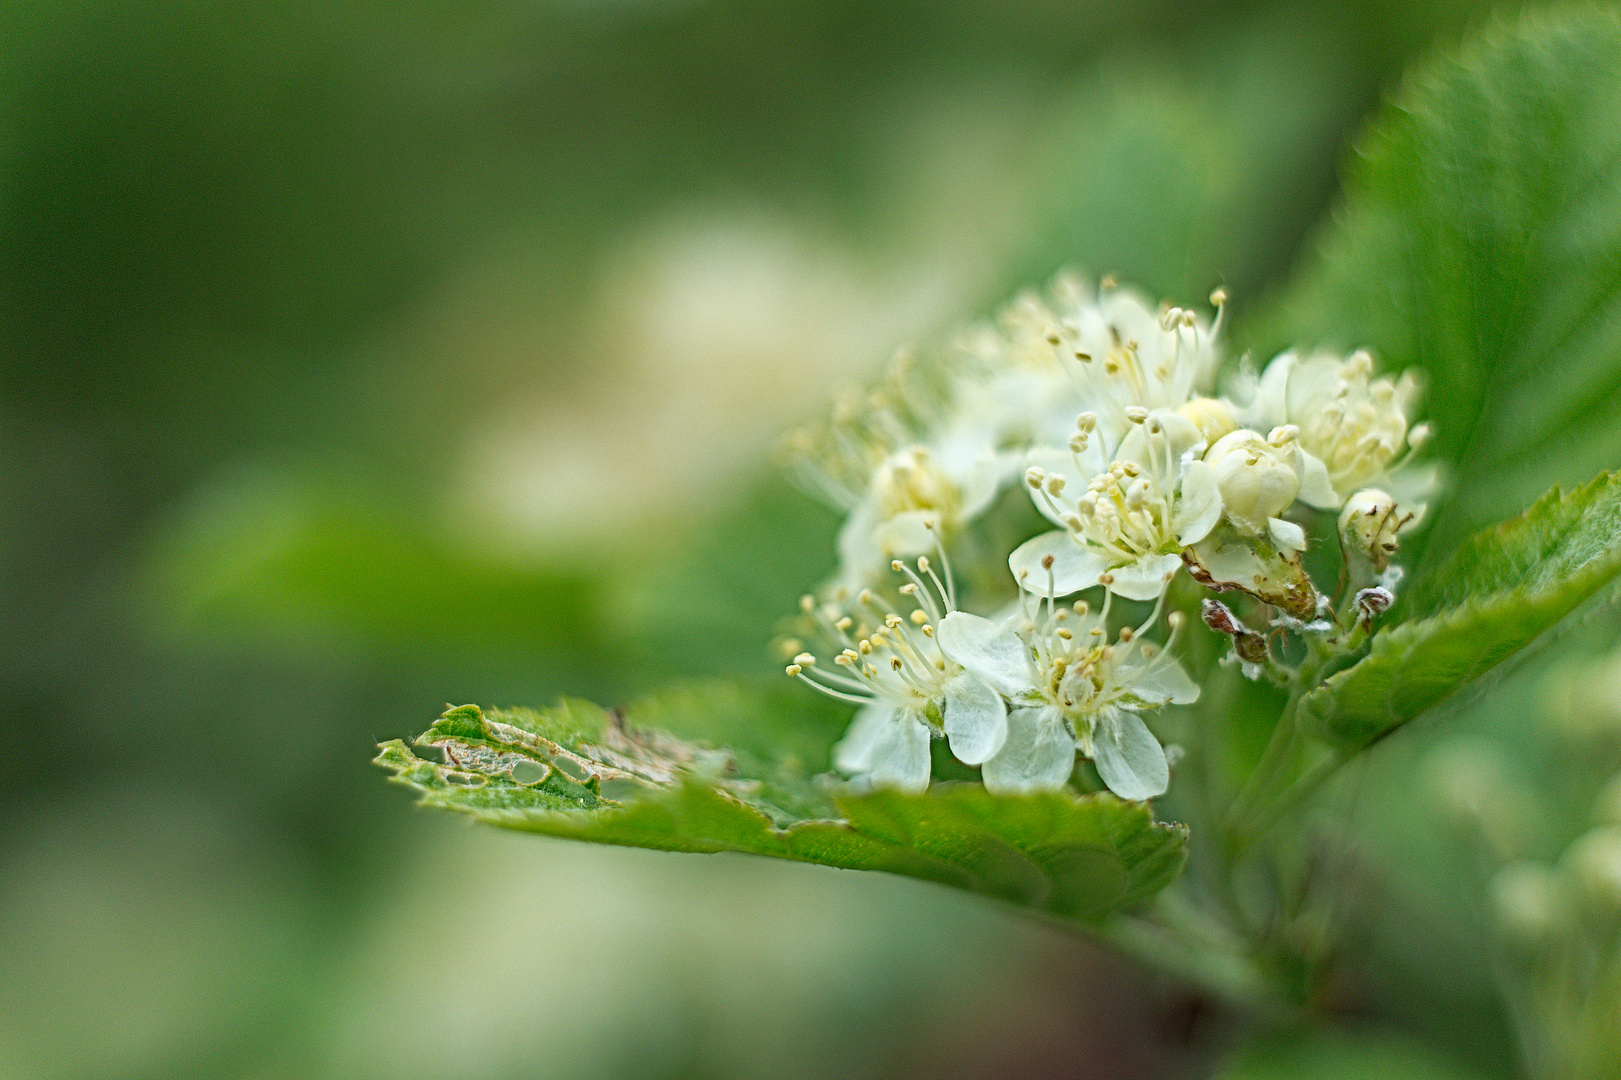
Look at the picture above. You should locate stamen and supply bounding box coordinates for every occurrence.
[926,521,958,611]
[791,670,874,705]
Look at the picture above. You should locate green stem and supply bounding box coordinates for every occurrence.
[1226,694,1304,839]
[1096,898,1292,1017]
[1240,750,1346,847]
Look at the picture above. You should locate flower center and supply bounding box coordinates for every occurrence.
[874,449,960,520]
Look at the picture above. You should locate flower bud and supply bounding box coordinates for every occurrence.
[1205,429,1301,537]
[1339,489,1400,568]
[1176,396,1237,445]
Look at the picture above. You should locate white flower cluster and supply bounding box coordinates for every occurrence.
[782,275,1434,800]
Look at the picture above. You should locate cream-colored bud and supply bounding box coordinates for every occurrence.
[1205,429,1301,537]
[1176,396,1236,443]
[1339,488,1408,572]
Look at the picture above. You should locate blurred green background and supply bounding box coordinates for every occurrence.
[6,0,1613,1077]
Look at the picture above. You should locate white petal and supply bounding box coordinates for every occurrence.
[1120,656,1201,706]
[1188,536,1268,587]
[862,711,932,793]
[1104,553,1183,601]
[1286,355,1343,417]
[1296,451,1341,510]
[1009,531,1110,596]
[1090,711,1169,800]
[958,453,1011,520]
[936,611,1033,698]
[872,509,939,558]
[832,703,895,773]
[1174,460,1223,545]
[982,706,1076,794]
[1267,517,1307,554]
[834,501,888,588]
[941,672,1008,765]
[1253,351,1296,427]
[1158,410,1206,459]
[1389,463,1442,526]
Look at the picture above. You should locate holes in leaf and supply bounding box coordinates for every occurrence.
[601,778,644,801]
[510,760,547,785]
[552,757,589,781]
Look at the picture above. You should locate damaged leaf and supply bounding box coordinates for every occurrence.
[377,691,1188,924]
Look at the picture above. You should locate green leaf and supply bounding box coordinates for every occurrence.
[1266,7,1621,552]
[376,689,1187,924]
[1305,472,1621,749]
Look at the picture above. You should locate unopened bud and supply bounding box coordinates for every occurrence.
[1176,396,1236,443]
[1205,429,1301,537]
[1340,488,1412,575]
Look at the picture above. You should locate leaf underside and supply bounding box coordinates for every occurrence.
[1306,472,1621,749]
[376,693,1187,924]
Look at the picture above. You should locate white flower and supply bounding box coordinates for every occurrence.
[1203,426,1319,554]
[787,557,1007,792]
[949,291,1091,454]
[1046,278,1226,443]
[834,444,1005,587]
[1009,409,1223,601]
[1239,349,1432,507]
[936,591,1198,799]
